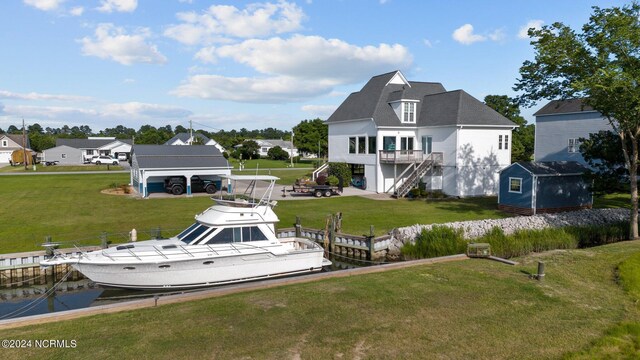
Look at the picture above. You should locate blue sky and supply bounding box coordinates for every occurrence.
[0,0,628,132]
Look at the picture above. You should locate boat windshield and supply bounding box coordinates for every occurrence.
[178,223,217,244]
[204,226,268,244]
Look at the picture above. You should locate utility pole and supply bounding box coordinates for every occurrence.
[290,130,294,167]
[22,118,28,170]
[189,119,193,145]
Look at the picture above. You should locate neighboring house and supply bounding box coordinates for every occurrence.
[498,161,592,215]
[0,134,33,165]
[45,137,133,163]
[165,132,226,154]
[41,145,83,165]
[131,145,231,198]
[254,139,298,158]
[534,99,611,165]
[326,70,516,197]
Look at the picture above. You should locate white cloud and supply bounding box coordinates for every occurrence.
[102,102,192,118]
[301,104,337,118]
[164,1,305,44]
[79,23,167,65]
[194,46,217,64]
[214,35,412,84]
[518,19,544,39]
[69,6,84,16]
[97,0,137,13]
[423,39,432,48]
[452,24,486,45]
[123,78,135,84]
[488,28,506,42]
[23,0,65,11]
[171,75,334,103]
[0,90,93,102]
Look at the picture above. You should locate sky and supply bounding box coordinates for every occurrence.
[0,0,629,133]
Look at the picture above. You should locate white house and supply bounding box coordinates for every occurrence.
[0,134,32,164]
[326,70,516,197]
[45,137,133,163]
[534,99,610,165]
[165,133,226,154]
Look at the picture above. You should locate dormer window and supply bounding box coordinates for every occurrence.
[403,102,416,123]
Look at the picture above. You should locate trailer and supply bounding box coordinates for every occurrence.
[285,179,342,198]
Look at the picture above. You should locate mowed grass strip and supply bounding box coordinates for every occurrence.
[2,241,640,359]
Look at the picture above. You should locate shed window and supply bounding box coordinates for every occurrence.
[509,177,522,193]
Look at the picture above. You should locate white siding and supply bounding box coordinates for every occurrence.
[535,112,610,164]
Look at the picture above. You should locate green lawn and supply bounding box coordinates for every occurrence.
[0,173,630,254]
[2,241,640,359]
[0,164,124,173]
[228,157,316,169]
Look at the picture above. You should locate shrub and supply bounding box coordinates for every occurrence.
[328,162,351,187]
[327,175,339,186]
[401,226,467,259]
[316,175,327,185]
[267,146,290,160]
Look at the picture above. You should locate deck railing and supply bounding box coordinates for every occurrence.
[378,149,424,163]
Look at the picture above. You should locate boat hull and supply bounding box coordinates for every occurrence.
[70,249,326,289]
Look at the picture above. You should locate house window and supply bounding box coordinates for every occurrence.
[403,102,416,123]
[383,136,396,151]
[504,135,509,150]
[368,137,376,154]
[509,177,522,193]
[568,138,580,153]
[1,140,7,147]
[261,147,269,153]
[61,154,67,159]
[358,136,366,154]
[498,135,503,150]
[349,137,356,154]
[86,150,94,156]
[400,137,414,151]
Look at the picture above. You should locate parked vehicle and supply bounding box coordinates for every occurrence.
[164,176,221,195]
[117,153,127,161]
[91,156,118,165]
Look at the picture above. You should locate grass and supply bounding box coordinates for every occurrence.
[2,241,640,359]
[0,164,124,173]
[0,174,511,253]
[227,158,316,169]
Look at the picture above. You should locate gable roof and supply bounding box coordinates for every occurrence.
[509,161,589,176]
[326,70,514,127]
[165,132,212,145]
[1,134,31,149]
[256,139,295,148]
[56,138,133,149]
[534,99,596,116]
[132,145,229,169]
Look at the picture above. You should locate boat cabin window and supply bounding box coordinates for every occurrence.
[177,223,199,240]
[179,224,210,244]
[205,226,268,244]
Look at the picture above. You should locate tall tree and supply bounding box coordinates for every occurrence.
[292,118,327,158]
[514,3,640,239]
[484,95,535,162]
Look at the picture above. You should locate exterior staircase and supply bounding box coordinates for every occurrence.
[391,152,442,198]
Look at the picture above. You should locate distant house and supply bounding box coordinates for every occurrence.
[131,145,231,198]
[165,133,226,154]
[326,70,516,197]
[534,99,611,165]
[498,161,592,215]
[235,139,298,158]
[43,137,133,164]
[0,134,33,165]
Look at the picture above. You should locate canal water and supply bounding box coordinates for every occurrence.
[0,255,374,320]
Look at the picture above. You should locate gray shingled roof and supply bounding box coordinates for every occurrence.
[4,134,31,149]
[56,138,133,149]
[326,71,513,127]
[132,145,229,169]
[165,132,212,145]
[420,90,515,126]
[534,99,595,116]
[516,161,588,175]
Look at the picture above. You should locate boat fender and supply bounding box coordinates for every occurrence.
[130,228,137,242]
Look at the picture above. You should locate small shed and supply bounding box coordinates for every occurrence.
[498,161,592,215]
[131,145,231,198]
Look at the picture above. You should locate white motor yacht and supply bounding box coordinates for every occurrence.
[41,175,331,289]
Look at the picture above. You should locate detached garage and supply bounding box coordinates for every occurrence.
[498,161,592,215]
[131,145,231,198]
